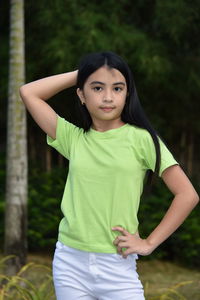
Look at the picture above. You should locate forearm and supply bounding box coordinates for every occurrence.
[20,70,78,101]
[146,192,199,251]
[19,70,78,139]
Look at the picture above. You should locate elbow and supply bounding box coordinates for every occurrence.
[19,85,25,101]
[19,84,30,103]
[193,192,200,205]
[189,190,199,208]
[19,85,26,99]
[178,189,200,208]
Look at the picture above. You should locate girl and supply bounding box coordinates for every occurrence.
[20,51,199,300]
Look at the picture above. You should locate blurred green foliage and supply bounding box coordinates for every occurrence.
[27,166,67,251]
[1,0,200,268]
[1,157,199,267]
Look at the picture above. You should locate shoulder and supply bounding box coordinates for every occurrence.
[127,124,153,145]
[57,115,84,135]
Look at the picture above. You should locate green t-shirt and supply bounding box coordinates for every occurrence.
[47,116,178,253]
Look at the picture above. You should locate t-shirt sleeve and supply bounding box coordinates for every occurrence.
[140,131,179,177]
[46,115,80,160]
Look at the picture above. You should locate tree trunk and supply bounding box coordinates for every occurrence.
[46,145,52,172]
[5,0,27,275]
[58,153,64,168]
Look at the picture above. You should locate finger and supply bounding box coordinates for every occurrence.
[117,242,128,254]
[118,241,128,248]
[122,249,134,259]
[113,236,127,245]
[117,245,124,255]
[135,230,140,237]
[113,238,118,246]
[112,226,130,236]
[118,236,127,241]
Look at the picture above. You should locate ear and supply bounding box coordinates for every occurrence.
[76,88,85,103]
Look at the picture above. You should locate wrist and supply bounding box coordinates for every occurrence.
[65,70,78,87]
[73,69,78,82]
[146,237,159,253]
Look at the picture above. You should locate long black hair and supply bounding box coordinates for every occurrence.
[76,51,161,186]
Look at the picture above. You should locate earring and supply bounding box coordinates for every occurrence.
[81,102,85,105]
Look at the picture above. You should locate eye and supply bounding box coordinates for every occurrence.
[92,86,103,91]
[114,87,123,92]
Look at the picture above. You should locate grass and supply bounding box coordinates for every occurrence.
[0,254,199,299]
[138,259,200,299]
[0,255,54,300]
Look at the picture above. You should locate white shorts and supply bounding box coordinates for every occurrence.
[53,241,145,300]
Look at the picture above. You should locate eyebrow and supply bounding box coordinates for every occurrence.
[90,81,126,86]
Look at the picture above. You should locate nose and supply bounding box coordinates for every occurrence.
[103,98,113,103]
[103,89,113,102]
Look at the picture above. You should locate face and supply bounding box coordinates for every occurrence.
[77,66,128,127]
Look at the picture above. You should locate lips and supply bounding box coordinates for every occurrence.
[100,106,115,109]
[100,107,115,112]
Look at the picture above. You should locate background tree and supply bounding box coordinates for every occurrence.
[22,0,200,178]
[0,0,199,267]
[4,0,27,275]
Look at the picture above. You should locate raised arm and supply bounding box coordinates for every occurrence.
[19,70,78,139]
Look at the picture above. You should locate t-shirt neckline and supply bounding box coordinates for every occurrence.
[88,123,129,139]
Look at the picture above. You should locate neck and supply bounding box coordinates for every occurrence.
[91,119,125,132]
